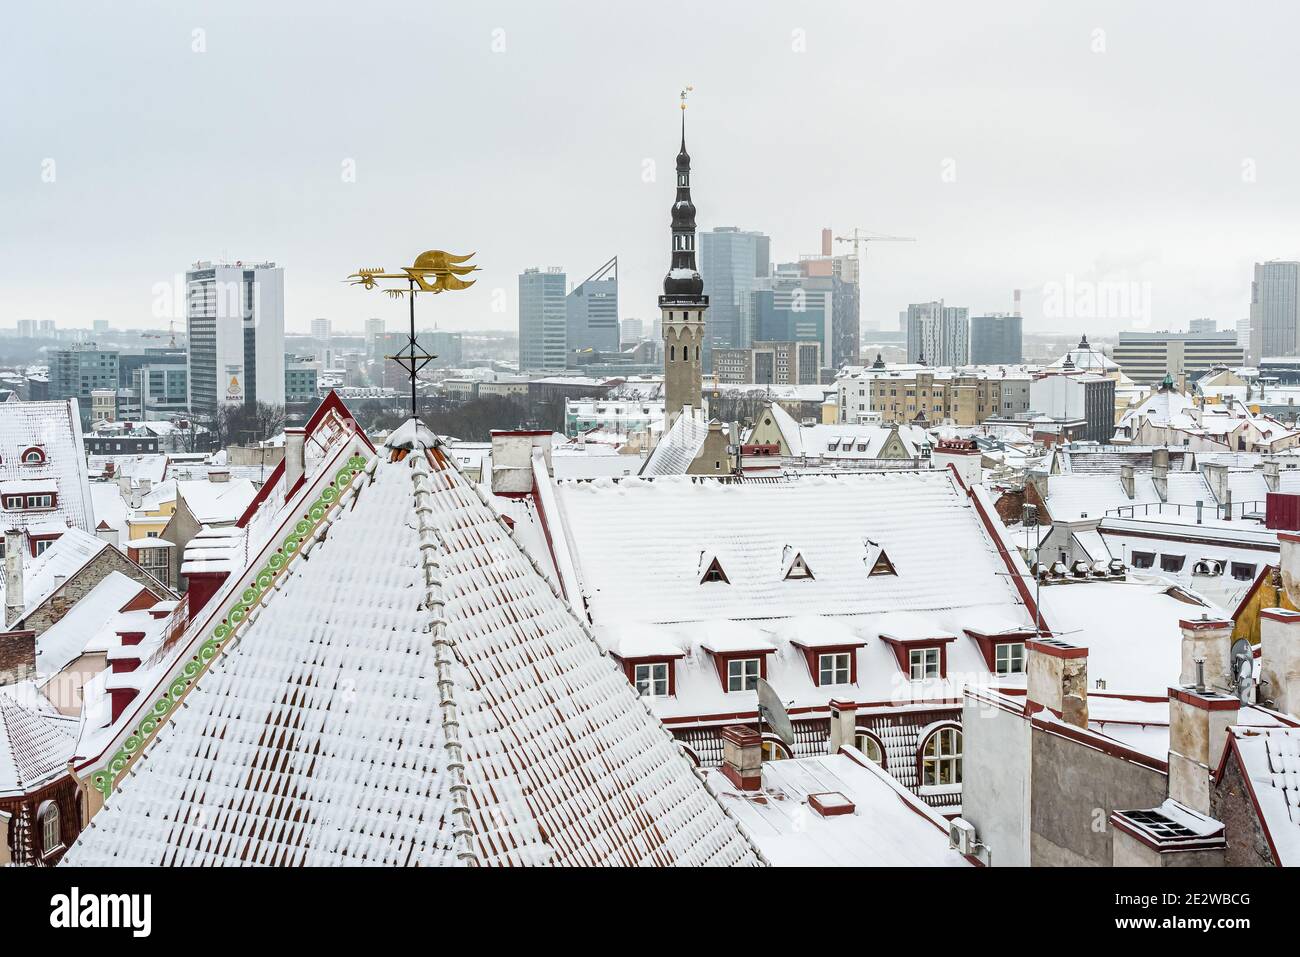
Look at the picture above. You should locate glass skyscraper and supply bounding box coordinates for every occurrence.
[700,227,771,353]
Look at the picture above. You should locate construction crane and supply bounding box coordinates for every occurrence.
[832,228,916,366]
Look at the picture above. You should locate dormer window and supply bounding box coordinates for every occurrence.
[995,641,1026,675]
[634,662,669,698]
[21,446,46,465]
[819,652,851,685]
[909,648,940,680]
[699,551,729,584]
[727,658,761,692]
[864,539,897,577]
[783,547,814,581]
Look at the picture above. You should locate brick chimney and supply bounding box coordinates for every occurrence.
[1167,681,1239,815]
[828,699,857,753]
[284,427,306,492]
[720,725,762,791]
[4,529,24,627]
[1178,616,1233,691]
[1259,608,1300,716]
[1026,638,1088,728]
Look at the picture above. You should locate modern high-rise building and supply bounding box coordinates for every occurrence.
[185,260,285,417]
[50,343,119,424]
[699,227,771,354]
[518,267,567,371]
[714,340,822,385]
[798,230,861,369]
[752,265,832,363]
[906,301,969,366]
[364,317,386,357]
[970,314,1023,365]
[566,257,619,356]
[1188,318,1217,334]
[1249,261,1300,362]
[620,317,644,344]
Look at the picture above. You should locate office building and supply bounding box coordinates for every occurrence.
[970,314,1023,365]
[700,226,771,352]
[1188,318,1217,334]
[906,301,969,366]
[285,356,321,404]
[714,340,822,385]
[49,344,119,424]
[620,317,645,344]
[566,257,619,356]
[364,318,386,358]
[1113,330,1244,386]
[519,267,568,371]
[1028,372,1116,444]
[185,260,285,417]
[135,363,189,419]
[1249,261,1300,362]
[798,230,861,368]
[752,266,832,366]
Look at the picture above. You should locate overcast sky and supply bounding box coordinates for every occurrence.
[4,1,1300,336]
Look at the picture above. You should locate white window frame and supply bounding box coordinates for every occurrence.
[995,642,1026,675]
[922,727,963,788]
[727,657,761,692]
[633,661,669,698]
[39,801,61,857]
[818,652,851,686]
[909,647,940,680]
[854,733,884,766]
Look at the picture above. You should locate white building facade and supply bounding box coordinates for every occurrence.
[186,261,285,416]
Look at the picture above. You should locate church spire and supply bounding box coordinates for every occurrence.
[659,88,709,424]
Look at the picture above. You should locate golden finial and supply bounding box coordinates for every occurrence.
[680,85,693,110]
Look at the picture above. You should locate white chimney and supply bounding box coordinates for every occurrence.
[1120,464,1135,500]
[1264,459,1281,494]
[1259,608,1300,717]
[1152,448,1170,503]
[489,430,554,496]
[1177,616,1233,691]
[4,529,24,627]
[208,469,230,484]
[1026,638,1089,728]
[828,699,857,754]
[284,427,306,492]
[1167,682,1239,815]
[1202,462,1227,508]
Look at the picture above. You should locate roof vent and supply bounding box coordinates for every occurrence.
[808,792,855,818]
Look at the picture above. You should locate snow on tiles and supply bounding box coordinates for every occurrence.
[62,422,763,867]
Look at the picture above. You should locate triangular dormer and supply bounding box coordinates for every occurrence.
[864,539,897,577]
[782,546,814,581]
[699,550,729,584]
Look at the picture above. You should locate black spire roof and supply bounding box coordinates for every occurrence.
[661,109,705,302]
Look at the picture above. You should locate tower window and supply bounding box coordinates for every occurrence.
[669,345,675,361]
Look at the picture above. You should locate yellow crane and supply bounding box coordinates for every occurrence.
[832,228,915,365]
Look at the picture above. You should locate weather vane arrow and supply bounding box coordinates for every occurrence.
[347,249,479,419]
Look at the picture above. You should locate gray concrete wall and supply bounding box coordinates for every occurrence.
[961,696,1032,867]
[1030,727,1167,866]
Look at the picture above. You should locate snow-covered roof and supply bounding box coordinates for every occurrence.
[0,684,79,797]
[708,750,971,867]
[1046,470,1213,521]
[34,570,151,678]
[65,428,762,867]
[641,408,710,476]
[1036,577,1221,693]
[0,398,94,535]
[1225,726,1300,865]
[175,478,257,525]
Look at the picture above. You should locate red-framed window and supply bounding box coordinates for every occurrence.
[791,640,865,686]
[879,633,957,680]
[612,654,684,699]
[707,649,775,692]
[20,446,47,465]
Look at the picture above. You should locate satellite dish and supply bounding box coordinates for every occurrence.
[1230,638,1255,703]
[755,678,795,749]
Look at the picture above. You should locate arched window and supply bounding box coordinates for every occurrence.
[855,732,885,767]
[38,801,61,856]
[761,740,789,762]
[921,726,962,787]
[695,345,700,360]
[669,344,676,361]
[21,447,45,465]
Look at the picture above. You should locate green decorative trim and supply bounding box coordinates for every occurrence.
[90,454,370,797]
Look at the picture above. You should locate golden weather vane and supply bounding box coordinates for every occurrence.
[347,249,479,419]
[680,85,693,110]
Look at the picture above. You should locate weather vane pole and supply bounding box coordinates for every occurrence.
[346,250,479,420]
